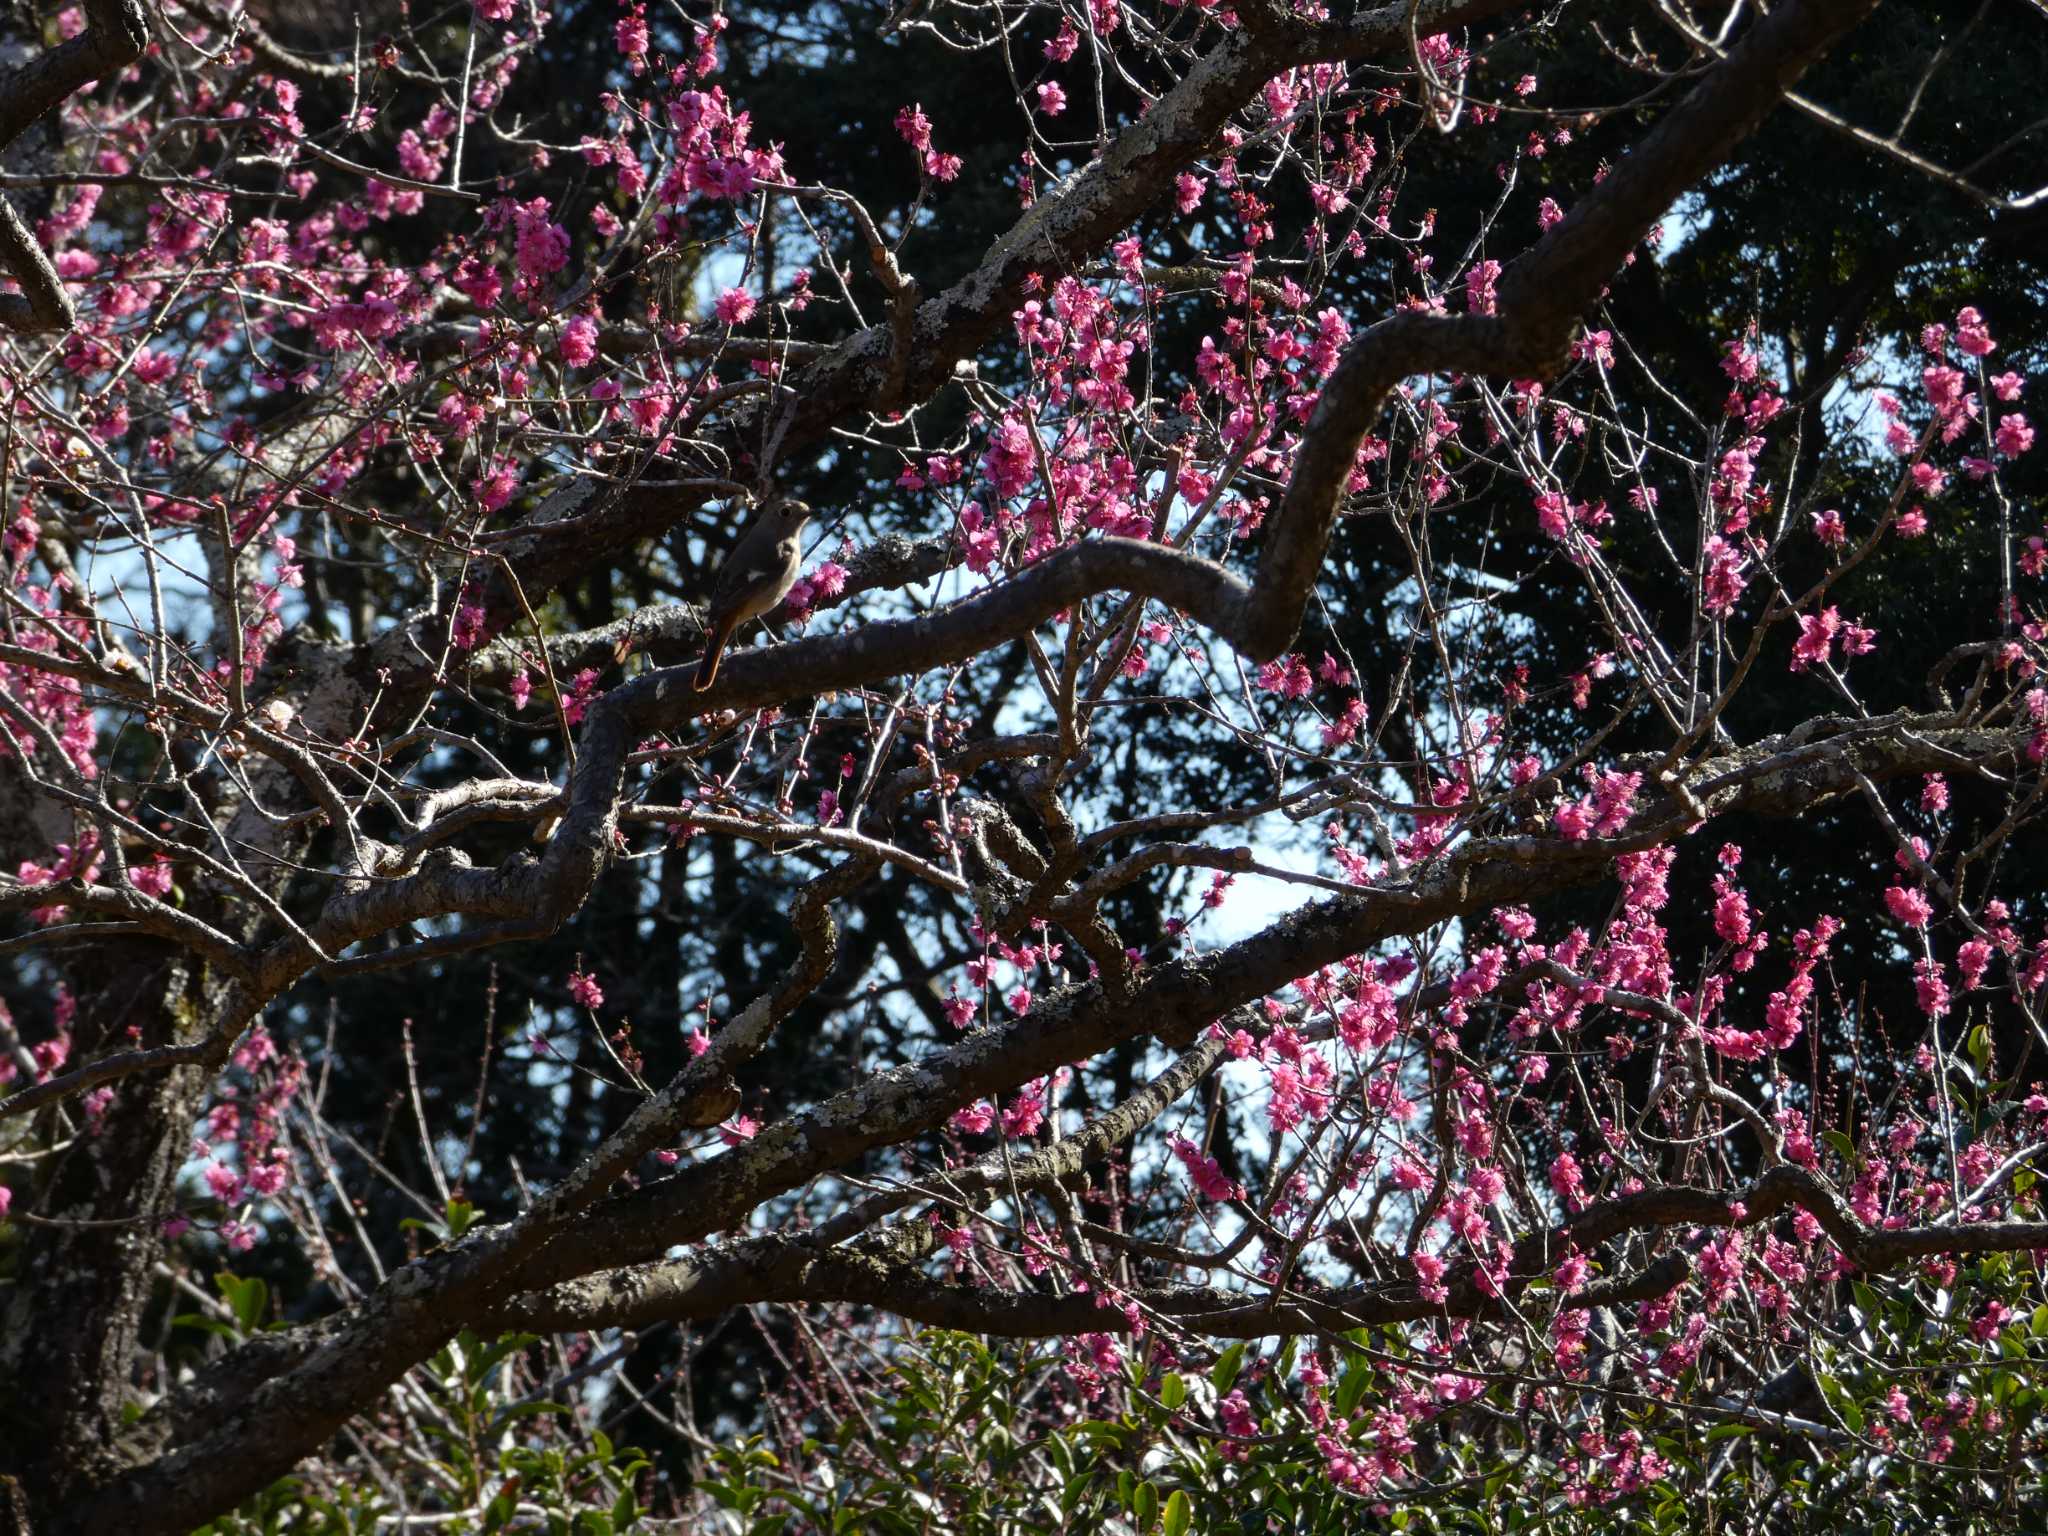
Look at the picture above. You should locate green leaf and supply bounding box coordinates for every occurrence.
[1061,1466,1095,1518]
[445,1197,481,1238]
[172,1313,240,1339]
[483,1488,517,1533]
[1163,1489,1192,1536]
[1072,1419,1129,1446]
[214,1270,269,1333]
[1333,1363,1372,1419]
[1158,1372,1188,1413]
[1821,1129,1857,1167]
[1817,1371,1864,1434]
[1134,1480,1160,1531]
[472,1332,536,1382]
[1210,1342,1247,1395]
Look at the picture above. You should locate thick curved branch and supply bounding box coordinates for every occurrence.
[493,0,1884,681]
[484,1164,2048,1343]
[57,1,1913,1516]
[0,0,148,152]
[0,0,149,335]
[510,715,2036,1286]
[487,0,1526,601]
[0,193,70,334]
[1246,0,1884,657]
[76,707,2032,1525]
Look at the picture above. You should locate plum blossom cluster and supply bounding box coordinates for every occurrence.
[182,1027,305,1254]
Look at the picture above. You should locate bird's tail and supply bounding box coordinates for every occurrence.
[693,620,731,691]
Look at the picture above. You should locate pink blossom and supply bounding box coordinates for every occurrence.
[1954,306,1995,357]
[451,602,486,651]
[1549,1150,1584,1207]
[1714,882,1751,946]
[614,6,649,62]
[894,103,933,151]
[131,855,174,897]
[1884,885,1933,928]
[1256,654,1314,698]
[567,970,604,1009]
[1915,958,1952,1017]
[1465,259,1500,316]
[1412,1251,1449,1303]
[1700,535,1748,616]
[1036,81,1067,116]
[511,199,570,281]
[1571,329,1613,369]
[1553,800,1594,839]
[714,286,757,326]
[954,1097,995,1138]
[473,461,520,512]
[1790,607,1841,672]
[1554,1250,1590,1293]
[1585,768,1641,835]
[245,1161,287,1197]
[1002,1082,1047,1137]
[560,667,601,724]
[559,313,599,367]
[1957,938,1993,991]
[1171,1136,1243,1202]
[1319,696,1368,750]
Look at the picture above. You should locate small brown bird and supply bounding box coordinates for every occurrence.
[680,1075,743,1129]
[693,496,811,691]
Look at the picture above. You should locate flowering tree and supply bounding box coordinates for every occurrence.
[1,0,2046,1527]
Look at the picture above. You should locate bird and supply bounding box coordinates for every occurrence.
[680,1075,743,1129]
[693,495,811,691]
